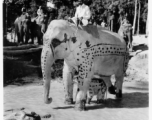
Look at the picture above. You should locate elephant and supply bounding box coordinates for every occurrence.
[77,76,107,104]
[118,23,133,51]
[41,20,129,111]
[30,15,48,44]
[63,60,115,105]
[14,14,31,44]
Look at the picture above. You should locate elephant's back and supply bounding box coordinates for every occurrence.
[97,27,126,47]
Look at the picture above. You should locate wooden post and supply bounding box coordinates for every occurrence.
[132,0,138,35]
[137,0,140,34]
[3,1,7,40]
[146,5,149,36]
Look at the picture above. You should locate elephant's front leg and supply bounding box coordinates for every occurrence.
[63,61,74,104]
[75,79,90,111]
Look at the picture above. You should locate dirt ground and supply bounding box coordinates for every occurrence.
[4,35,149,120]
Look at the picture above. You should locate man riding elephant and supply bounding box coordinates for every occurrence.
[14,7,31,44]
[41,20,129,110]
[71,0,91,26]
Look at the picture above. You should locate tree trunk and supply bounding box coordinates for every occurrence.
[133,0,138,35]
[3,2,7,39]
[146,8,149,36]
[4,47,42,56]
[137,0,141,34]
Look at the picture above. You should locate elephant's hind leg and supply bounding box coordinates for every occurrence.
[114,75,124,99]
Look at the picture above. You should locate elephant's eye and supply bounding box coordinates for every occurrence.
[51,38,61,48]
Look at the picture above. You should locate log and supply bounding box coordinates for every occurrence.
[4,47,42,56]
[3,44,43,51]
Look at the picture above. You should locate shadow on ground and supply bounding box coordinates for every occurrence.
[53,106,74,110]
[86,92,148,111]
[53,92,148,111]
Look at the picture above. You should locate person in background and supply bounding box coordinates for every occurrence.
[72,0,91,26]
[20,6,30,20]
[101,19,107,28]
[21,7,26,15]
[121,15,129,25]
[37,6,43,17]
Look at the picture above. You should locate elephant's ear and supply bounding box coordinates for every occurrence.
[69,36,81,51]
[51,38,62,48]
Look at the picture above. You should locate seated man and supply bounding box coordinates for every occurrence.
[72,0,91,26]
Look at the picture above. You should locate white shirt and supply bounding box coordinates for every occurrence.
[74,4,91,20]
[101,22,106,28]
[37,8,43,16]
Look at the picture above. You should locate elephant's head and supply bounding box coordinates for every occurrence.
[41,20,81,104]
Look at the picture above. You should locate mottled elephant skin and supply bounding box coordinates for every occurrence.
[14,14,31,44]
[41,20,129,111]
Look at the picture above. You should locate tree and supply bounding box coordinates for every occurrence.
[146,5,149,36]
[137,0,141,34]
[133,0,137,34]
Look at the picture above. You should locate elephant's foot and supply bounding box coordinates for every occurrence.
[115,89,122,99]
[64,98,74,105]
[86,98,91,104]
[74,100,86,111]
[45,98,52,104]
[29,41,34,44]
[108,85,116,95]
[97,99,104,104]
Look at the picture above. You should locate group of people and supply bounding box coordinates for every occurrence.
[20,0,130,33]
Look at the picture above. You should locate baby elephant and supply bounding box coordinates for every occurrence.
[76,77,107,104]
[87,77,107,104]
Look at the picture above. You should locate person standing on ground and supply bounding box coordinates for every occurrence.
[101,19,107,28]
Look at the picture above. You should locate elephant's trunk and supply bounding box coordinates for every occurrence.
[41,45,55,104]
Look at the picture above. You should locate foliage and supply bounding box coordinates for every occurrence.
[3,0,148,81]
[4,0,148,33]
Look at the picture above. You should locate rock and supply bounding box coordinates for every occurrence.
[135,50,142,55]
[42,114,52,118]
[136,50,148,59]
[4,110,42,120]
[126,50,148,82]
[4,111,26,120]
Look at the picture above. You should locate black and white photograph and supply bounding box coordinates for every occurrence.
[2,0,150,120]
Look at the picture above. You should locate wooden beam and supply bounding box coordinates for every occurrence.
[4,44,43,50]
[4,47,42,56]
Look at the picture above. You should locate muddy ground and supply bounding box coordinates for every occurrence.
[4,35,149,120]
